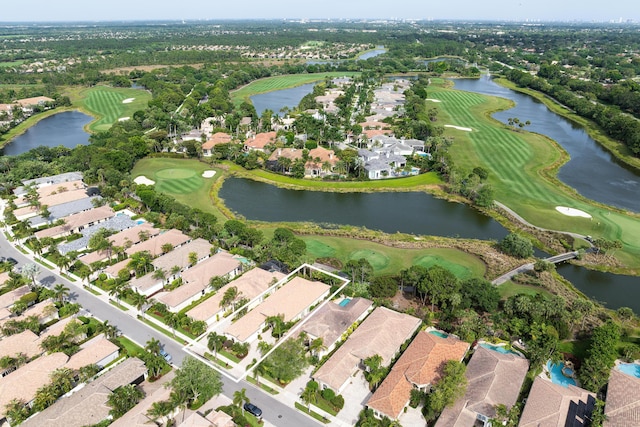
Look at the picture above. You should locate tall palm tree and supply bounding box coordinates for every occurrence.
[145,338,162,356]
[52,284,70,304]
[131,292,148,317]
[233,388,250,415]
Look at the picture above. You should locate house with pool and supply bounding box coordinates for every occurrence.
[434,344,529,427]
[366,330,470,420]
[603,366,640,426]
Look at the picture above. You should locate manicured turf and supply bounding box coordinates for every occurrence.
[231,72,360,105]
[131,158,224,220]
[69,85,151,132]
[302,235,486,277]
[430,80,640,270]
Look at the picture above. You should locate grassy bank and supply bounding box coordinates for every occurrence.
[430,79,640,271]
[230,72,360,105]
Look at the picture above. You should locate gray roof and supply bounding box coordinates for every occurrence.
[58,215,138,255]
[17,172,84,194]
[28,197,100,227]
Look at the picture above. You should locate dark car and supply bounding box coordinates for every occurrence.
[6,257,18,266]
[244,402,262,417]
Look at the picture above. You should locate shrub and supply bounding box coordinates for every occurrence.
[331,394,344,410]
[321,388,335,401]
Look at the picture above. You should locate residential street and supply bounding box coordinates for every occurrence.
[0,229,321,427]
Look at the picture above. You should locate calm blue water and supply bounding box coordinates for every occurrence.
[429,330,449,339]
[546,361,577,387]
[338,298,351,307]
[480,343,519,356]
[250,83,316,117]
[2,111,91,156]
[358,47,387,60]
[618,362,640,378]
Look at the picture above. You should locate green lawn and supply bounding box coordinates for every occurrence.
[0,60,25,67]
[302,235,486,278]
[68,85,151,132]
[231,72,360,105]
[131,158,225,220]
[430,80,640,271]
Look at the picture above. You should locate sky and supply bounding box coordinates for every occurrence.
[1,0,638,23]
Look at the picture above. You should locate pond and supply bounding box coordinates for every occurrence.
[250,82,316,117]
[2,111,91,156]
[358,46,387,60]
[219,177,508,241]
[453,75,640,213]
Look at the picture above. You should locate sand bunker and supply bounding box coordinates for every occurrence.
[426,98,442,103]
[134,176,155,186]
[202,170,216,178]
[122,98,135,104]
[555,206,592,218]
[445,124,473,132]
[118,117,130,122]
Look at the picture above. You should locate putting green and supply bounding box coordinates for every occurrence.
[349,250,390,271]
[413,255,473,279]
[156,168,197,179]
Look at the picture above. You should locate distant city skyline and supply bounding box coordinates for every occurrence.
[1,0,638,23]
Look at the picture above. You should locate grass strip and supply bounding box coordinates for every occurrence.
[138,316,188,345]
[245,376,279,395]
[294,402,330,424]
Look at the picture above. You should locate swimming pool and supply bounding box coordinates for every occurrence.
[617,362,640,378]
[429,330,449,339]
[546,361,577,387]
[338,298,351,307]
[480,343,519,356]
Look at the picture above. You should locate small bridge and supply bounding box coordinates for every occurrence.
[491,251,579,285]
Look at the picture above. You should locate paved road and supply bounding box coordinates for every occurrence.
[0,234,319,427]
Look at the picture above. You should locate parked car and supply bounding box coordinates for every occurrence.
[244,402,262,417]
[159,348,172,363]
[6,257,18,266]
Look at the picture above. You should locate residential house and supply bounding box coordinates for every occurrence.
[103,259,131,280]
[178,411,235,427]
[187,267,285,325]
[124,229,191,258]
[14,188,90,220]
[152,238,212,281]
[14,179,85,206]
[79,223,161,266]
[65,335,120,371]
[313,307,422,394]
[519,376,595,427]
[0,300,59,330]
[21,357,147,427]
[28,197,99,228]
[58,214,138,255]
[129,272,164,297]
[300,297,373,357]
[434,345,529,427]
[225,276,331,343]
[0,352,69,422]
[603,368,640,427]
[34,206,115,239]
[0,329,42,362]
[306,146,339,176]
[366,331,470,420]
[243,131,277,152]
[17,172,84,196]
[156,251,242,312]
[0,285,30,309]
[202,132,232,157]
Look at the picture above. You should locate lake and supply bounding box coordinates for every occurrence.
[250,82,316,117]
[219,177,508,240]
[453,75,640,212]
[2,111,91,156]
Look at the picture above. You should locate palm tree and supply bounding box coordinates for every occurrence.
[309,337,327,357]
[220,286,239,311]
[165,312,180,337]
[161,243,173,254]
[253,362,267,386]
[52,284,70,304]
[152,268,167,282]
[20,263,40,288]
[233,388,250,415]
[188,251,198,266]
[100,320,120,340]
[131,292,148,317]
[300,385,317,413]
[207,332,225,359]
[145,338,162,356]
